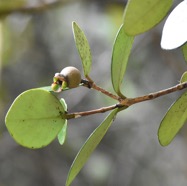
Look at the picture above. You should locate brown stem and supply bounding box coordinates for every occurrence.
[66,81,187,119]
[65,104,121,119]
[120,81,187,106]
[81,78,121,101]
[92,83,121,101]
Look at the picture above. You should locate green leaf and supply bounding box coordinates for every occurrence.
[5,89,66,149]
[111,24,134,97]
[182,43,187,63]
[180,71,187,83]
[72,22,92,77]
[40,86,53,92]
[158,92,187,146]
[66,109,119,186]
[60,98,67,111]
[58,120,67,145]
[58,98,68,145]
[124,0,173,35]
[0,0,26,15]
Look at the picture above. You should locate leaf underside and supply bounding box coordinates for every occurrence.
[158,92,187,146]
[111,24,134,97]
[72,21,92,77]
[5,89,66,149]
[66,108,119,186]
[58,120,67,145]
[124,0,173,35]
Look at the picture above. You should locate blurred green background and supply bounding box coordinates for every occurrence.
[1,0,187,186]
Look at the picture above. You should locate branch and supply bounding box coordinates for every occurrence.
[66,81,187,119]
[81,79,121,101]
[120,81,187,106]
[65,104,121,119]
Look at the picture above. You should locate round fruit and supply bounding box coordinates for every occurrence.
[60,66,81,88]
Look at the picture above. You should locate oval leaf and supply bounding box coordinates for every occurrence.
[111,24,134,97]
[72,22,92,77]
[5,89,66,149]
[124,0,173,35]
[158,92,187,146]
[161,0,187,50]
[66,109,119,186]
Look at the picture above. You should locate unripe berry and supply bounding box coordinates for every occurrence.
[60,66,81,88]
[51,66,81,92]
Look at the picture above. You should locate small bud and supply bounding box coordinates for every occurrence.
[61,81,68,89]
[53,77,59,83]
[51,82,61,92]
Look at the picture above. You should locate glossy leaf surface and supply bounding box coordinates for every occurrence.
[111,24,134,97]
[158,92,187,146]
[124,0,173,35]
[161,0,187,50]
[72,22,92,76]
[5,89,65,149]
[66,109,119,186]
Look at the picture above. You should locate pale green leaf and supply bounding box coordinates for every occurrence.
[124,0,173,35]
[158,92,187,146]
[58,98,68,145]
[180,71,187,83]
[60,98,68,111]
[5,89,66,149]
[111,24,134,97]
[66,109,119,186]
[72,22,92,76]
[182,43,187,63]
[0,0,26,14]
[58,120,67,145]
[40,86,53,92]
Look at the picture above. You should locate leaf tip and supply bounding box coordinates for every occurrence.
[158,138,170,147]
[72,21,76,27]
[72,21,79,30]
[158,125,174,147]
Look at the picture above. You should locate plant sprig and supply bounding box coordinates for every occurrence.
[65,79,187,119]
[5,0,187,184]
